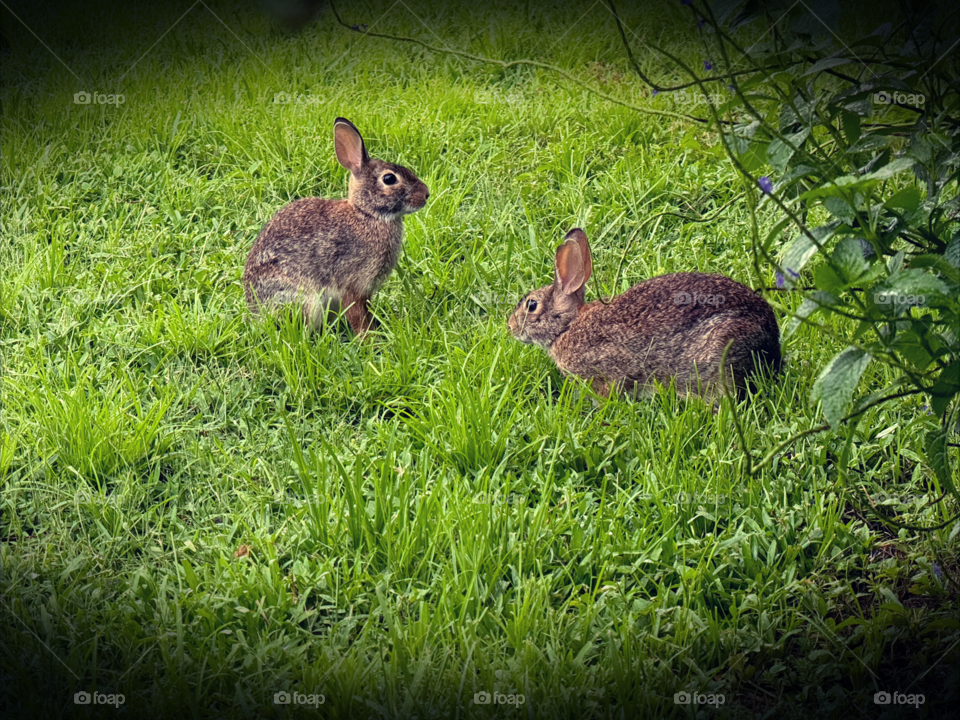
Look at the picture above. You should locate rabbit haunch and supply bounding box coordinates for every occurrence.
[508,228,781,399]
[243,118,429,337]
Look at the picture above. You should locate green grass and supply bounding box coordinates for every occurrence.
[1,1,957,718]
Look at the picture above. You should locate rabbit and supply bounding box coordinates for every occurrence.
[507,228,782,400]
[243,117,429,338]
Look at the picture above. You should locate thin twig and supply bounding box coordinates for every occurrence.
[604,0,785,93]
[329,1,701,123]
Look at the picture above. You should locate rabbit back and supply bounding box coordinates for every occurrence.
[552,272,781,396]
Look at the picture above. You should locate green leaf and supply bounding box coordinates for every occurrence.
[925,425,958,502]
[871,270,948,318]
[879,586,903,608]
[884,186,921,212]
[846,136,890,154]
[841,110,861,145]
[945,236,959,270]
[908,254,960,285]
[928,361,959,418]
[812,347,872,429]
[823,195,856,225]
[679,132,702,151]
[891,329,934,371]
[767,129,810,172]
[779,163,817,187]
[881,268,950,298]
[803,55,854,76]
[780,223,837,283]
[182,558,200,592]
[852,319,872,341]
[887,250,905,274]
[714,0,750,26]
[832,237,870,283]
[864,156,916,181]
[798,174,874,200]
[740,141,768,173]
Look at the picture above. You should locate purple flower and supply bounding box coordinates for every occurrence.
[652,89,659,96]
[776,268,799,287]
[759,176,773,194]
[704,60,713,71]
[933,563,942,579]
[727,84,735,92]
[697,17,705,28]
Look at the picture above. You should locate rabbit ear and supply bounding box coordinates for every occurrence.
[564,228,592,284]
[334,118,368,174]
[555,238,586,295]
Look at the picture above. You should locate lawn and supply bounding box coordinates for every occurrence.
[1,1,957,718]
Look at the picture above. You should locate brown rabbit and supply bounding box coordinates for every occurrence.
[243,118,429,337]
[508,228,782,399]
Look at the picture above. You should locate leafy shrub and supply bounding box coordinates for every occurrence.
[638,0,959,507]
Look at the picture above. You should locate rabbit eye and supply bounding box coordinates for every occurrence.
[382,173,397,186]
[526,299,538,312]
